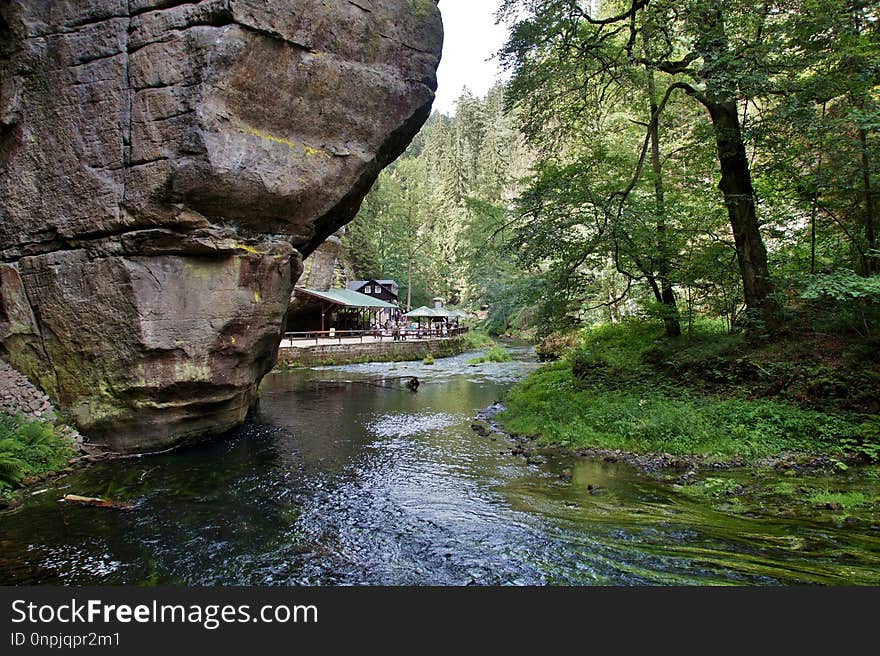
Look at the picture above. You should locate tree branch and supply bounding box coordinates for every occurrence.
[647,52,701,76]
[608,81,698,211]
[575,0,648,26]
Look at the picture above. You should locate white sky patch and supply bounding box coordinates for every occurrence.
[433,1,510,116]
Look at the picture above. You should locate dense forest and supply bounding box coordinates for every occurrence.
[344,0,880,466]
[347,0,878,341]
[344,85,534,325]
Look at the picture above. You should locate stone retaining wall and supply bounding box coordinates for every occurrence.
[1,359,56,422]
[0,359,84,448]
[276,337,466,367]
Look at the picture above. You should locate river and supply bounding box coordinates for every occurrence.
[1,347,878,585]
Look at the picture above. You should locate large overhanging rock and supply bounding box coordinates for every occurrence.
[0,0,442,451]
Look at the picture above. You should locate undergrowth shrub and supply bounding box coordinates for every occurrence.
[0,413,74,495]
[801,270,880,336]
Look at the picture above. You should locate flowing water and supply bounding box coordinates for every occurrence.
[1,347,878,585]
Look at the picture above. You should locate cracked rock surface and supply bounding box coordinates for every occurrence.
[0,0,442,451]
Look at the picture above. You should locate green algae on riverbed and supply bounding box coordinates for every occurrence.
[669,465,880,527]
[497,456,880,585]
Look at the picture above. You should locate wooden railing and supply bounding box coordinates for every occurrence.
[282,326,469,344]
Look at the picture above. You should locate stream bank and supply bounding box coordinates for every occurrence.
[492,323,880,532]
[473,401,880,534]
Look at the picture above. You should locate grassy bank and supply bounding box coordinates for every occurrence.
[499,321,880,465]
[0,413,76,499]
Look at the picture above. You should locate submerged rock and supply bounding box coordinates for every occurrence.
[0,0,442,450]
[470,422,490,437]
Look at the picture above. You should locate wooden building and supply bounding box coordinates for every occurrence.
[347,279,399,304]
[286,287,398,333]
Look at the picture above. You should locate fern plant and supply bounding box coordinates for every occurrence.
[0,451,25,491]
[0,412,75,495]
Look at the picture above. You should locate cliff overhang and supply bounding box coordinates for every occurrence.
[0,0,442,450]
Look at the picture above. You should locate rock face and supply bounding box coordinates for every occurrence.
[0,0,442,451]
[296,227,355,292]
[285,227,355,331]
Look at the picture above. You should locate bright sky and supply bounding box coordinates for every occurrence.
[433,1,510,116]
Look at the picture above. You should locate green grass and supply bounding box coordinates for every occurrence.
[499,320,878,462]
[459,330,495,350]
[467,345,512,365]
[808,490,870,508]
[0,413,75,497]
[572,319,665,370]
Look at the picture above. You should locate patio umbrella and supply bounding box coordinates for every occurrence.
[402,306,438,332]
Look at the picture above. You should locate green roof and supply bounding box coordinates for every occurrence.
[295,287,398,309]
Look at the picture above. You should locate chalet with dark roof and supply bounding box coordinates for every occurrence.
[347,279,399,304]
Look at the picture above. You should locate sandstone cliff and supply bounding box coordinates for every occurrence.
[296,227,355,292]
[0,0,442,450]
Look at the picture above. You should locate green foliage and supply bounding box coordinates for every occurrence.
[680,477,742,499]
[492,0,880,335]
[344,0,880,343]
[0,451,26,490]
[534,331,578,362]
[345,0,880,352]
[500,361,866,459]
[346,86,533,312]
[499,319,878,461]
[0,413,75,495]
[423,353,435,365]
[802,270,880,303]
[572,321,665,372]
[838,418,880,462]
[800,271,880,335]
[458,331,495,350]
[467,345,512,365]
[808,490,870,509]
[481,272,546,336]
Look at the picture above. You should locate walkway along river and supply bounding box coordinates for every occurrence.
[0,347,878,584]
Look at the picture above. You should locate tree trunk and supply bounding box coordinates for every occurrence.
[860,126,877,274]
[406,251,413,312]
[646,65,681,337]
[851,8,877,274]
[704,99,779,330]
[608,274,621,323]
[695,0,779,332]
[810,103,826,275]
